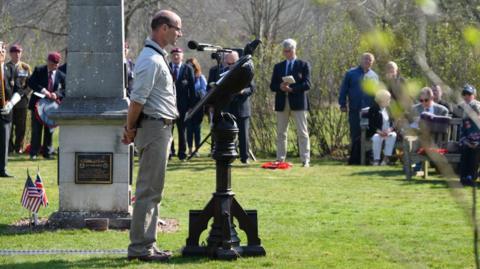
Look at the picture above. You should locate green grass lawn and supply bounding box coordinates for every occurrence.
[0,142,477,268]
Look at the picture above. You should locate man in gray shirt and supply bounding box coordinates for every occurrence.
[122,10,182,262]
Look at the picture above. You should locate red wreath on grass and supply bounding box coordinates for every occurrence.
[261,161,293,170]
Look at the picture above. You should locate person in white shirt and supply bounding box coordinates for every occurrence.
[367,89,396,165]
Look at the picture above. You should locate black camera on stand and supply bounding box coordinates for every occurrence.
[182,40,265,260]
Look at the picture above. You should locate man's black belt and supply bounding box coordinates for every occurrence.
[140,114,175,125]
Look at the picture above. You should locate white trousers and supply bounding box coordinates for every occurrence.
[371,132,397,160]
[276,101,310,163]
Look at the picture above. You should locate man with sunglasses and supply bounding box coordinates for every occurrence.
[224,51,255,164]
[410,87,448,127]
[408,87,448,175]
[123,10,182,262]
[458,84,480,186]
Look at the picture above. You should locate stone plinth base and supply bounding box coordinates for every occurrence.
[49,211,131,229]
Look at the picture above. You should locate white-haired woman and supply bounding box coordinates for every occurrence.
[367,89,397,165]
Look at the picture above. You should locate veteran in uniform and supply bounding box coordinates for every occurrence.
[0,42,26,177]
[6,44,31,154]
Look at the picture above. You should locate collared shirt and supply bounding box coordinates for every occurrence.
[380,107,390,131]
[339,66,379,111]
[172,63,181,80]
[285,58,296,76]
[49,69,57,89]
[130,37,178,120]
[423,104,434,114]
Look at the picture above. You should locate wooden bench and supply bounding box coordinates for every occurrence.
[402,117,462,180]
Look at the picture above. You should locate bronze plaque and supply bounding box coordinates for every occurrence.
[75,152,113,184]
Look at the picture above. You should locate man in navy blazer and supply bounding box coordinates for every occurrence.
[169,47,195,160]
[270,38,311,167]
[224,51,255,164]
[27,52,65,160]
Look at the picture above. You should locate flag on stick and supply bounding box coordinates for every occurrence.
[20,170,48,213]
[35,171,48,206]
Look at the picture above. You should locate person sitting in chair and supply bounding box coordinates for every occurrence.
[409,87,449,129]
[367,89,396,166]
[458,84,480,186]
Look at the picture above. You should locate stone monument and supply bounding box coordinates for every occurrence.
[49,0,132,228]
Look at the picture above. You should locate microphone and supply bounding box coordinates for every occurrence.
[188,40,222,51]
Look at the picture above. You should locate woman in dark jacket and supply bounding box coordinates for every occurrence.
[367,89,396,165]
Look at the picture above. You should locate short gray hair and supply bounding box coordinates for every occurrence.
[419,87,434,99]
[282,38,297,50]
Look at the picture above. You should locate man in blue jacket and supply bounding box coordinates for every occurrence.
[338,52,379,165]
[270,38,311,167]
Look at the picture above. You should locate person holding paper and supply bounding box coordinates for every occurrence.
[0,41,26,177]
[269,38,311,167]
[27,52,65,160]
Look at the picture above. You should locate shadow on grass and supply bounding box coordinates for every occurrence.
[0,255,214,268]
[0,223,63,237]
[351,169,406,178]
[350,167,465,189]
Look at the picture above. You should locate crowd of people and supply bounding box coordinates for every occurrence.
[338,52,480,186]
[0,42,65,178]
[2,8,468,263]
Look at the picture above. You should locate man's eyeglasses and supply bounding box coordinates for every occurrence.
[419,98,430,103]
[167,24,182,32]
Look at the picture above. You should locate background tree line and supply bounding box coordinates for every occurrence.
[1,0,479,158]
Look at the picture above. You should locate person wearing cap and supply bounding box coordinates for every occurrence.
[169,46,194,161]
[339,52,379,165]
[270,38,311,167]
[458,84,480,186]
[6,44,31,154]
[0,42,27,177]
[27,51,66,160]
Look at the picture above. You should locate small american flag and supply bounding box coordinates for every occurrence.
[21,172,48,213]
